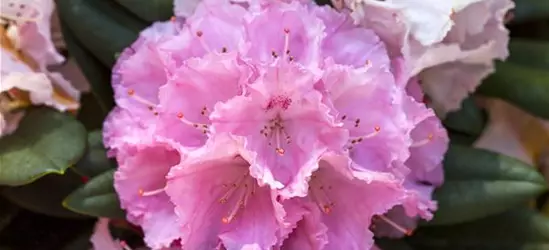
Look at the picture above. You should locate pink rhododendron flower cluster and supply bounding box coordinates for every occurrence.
[103,0,448,249]
[0,0,80,137]
[335,0,514,115]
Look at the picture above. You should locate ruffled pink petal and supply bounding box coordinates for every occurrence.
[161,0,248,62]
[406,116,448,185]
[112,21,179,122]
[211,62,347,198]
[298,156,406,249]
[113,138,183,249]
[321,64,410,178]
[90,218,123,250]
[166,135,292,249]
[280,201,328,250]
[156,52,252,147]
[243,1,324,69]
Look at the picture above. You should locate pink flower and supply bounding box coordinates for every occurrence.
[110,134,183,249]
[104,0,450,248]
[280,155,407,249]
[339,0,514,114]
[165,135,299,249]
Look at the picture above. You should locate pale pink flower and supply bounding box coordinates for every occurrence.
[2,0,64,67]
[338,0,514,115]
[0,0,80,136]
[165,135,300,249]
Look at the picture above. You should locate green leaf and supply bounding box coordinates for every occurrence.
[0,197,18,233]
[74,131,116,178]
[63,169,126,219]
[0,108,87,186]
[426,145,547,226]
[115,0,173,22]
[512,0,549,24]
[375,238,414,250]
[1,172,88,218]
[477,62,549,119]
[60,23,114,114]
[443,96,487,137]
[448,131,477,146]
[508,39,549,71]
[409,208,549,250]
[57,0,144,67]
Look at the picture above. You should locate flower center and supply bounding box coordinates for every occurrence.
[260,115,292,156]
[218,172,257,224]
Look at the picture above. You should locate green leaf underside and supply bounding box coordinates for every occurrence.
[443,96,487,137]
[114,0,173,22]
[57,0,143,67]
[478,62,549,119]
[0,108,86,186]
[512,0,549,23]
[508,39,549,70]
[410,208,549,250]
[73,131,116,178]
[63,169,126,219]
[426,145,547,226]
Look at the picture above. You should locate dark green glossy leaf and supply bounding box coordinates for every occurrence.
[477,62,549,119]
[410,208,549,250]
[375,238,414,250]
[508,39,549,70]
[74,131,116,178]
[63,169,125,219]
[0,108,86,186]
[60,23,114,114]
[426,145,547,226]
[57,0,143,67]
[443,96,486,137]
[115,0,173,22]
[1,172,88,218]
[512,0,549,23]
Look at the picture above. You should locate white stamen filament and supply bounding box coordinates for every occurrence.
[119,241,132,250]
[411,134,434,148]
[127,89,158,115]
[176,112,210,134]
[282,28,290,61]
[347,126,381,150]
[138,187,164,197]
[376,215,413,236]
[195,30,212,53]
